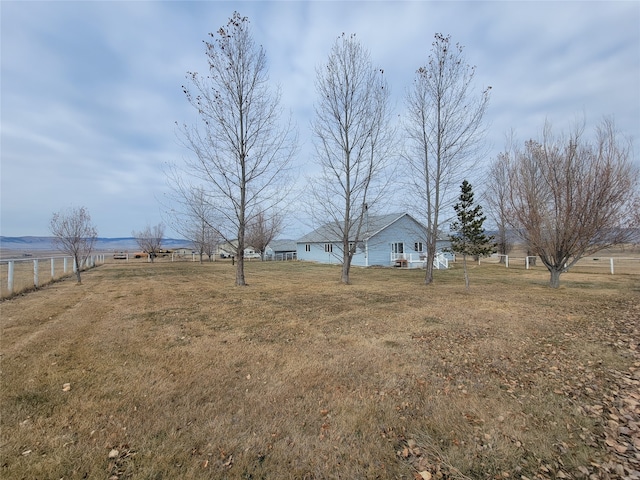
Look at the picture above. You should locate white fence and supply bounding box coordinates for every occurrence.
[490,254,640,275]
[268,252,297,261]
[1,254,105,298]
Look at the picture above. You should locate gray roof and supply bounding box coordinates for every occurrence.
[298,213,423,243]
[267,239,297,252]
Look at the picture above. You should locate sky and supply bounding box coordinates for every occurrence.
[1,1,638,238]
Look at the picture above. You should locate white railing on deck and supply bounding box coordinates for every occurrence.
[390,252,448,269]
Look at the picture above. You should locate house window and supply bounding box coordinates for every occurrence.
[305,244,311,252]
[324,243,333,253]
[414,242,424,252]
[391,242,404,254]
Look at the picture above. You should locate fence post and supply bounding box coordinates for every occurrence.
[610,258,614,275]
[64,257,68,273]
[8,261,14,293]
[526,257,529,270]
[505,255,509,268]
[33,259,39,288]
[51,258,55,279]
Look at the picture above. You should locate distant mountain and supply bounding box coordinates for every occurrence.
[0,236,191,252]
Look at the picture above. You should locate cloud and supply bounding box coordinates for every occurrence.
[1,1,638,237]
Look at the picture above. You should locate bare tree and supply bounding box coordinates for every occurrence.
[49,206,98,283]
[132,224,164,262]
[183,188,220,263]
[505,118,639,288]
[403,33,491,285]
[486,152,513,263]
[200,226,219,262]
[178,12,296,286]
[245,210,283,261]
[310,33,395,284]
[163,179,220,263]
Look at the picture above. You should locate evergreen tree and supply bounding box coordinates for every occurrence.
[448,180,495,289]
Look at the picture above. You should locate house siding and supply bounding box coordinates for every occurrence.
[366,214,425,266]
[297,213,430,267]
[296,242,344,264]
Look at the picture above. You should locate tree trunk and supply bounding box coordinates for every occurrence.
[549,268,562,289]
[424,252,434,285]
[341,247,351,284]
[341,264,350,284]
[424,237,436,285]
[236,255,246,286]
[462,254,470,290]
[74,255,82,283]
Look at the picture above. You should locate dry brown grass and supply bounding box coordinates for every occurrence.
[1,260,638,479]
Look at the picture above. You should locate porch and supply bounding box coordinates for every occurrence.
[391,252,449,269]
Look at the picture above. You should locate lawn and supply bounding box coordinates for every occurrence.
[1,260,638,479]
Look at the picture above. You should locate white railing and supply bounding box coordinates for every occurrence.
[390,252,449,269]
[434,252,449,270]
[270,252,297,261]
[1,254,105,297]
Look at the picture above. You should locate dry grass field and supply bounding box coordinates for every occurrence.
[1,260,638,479]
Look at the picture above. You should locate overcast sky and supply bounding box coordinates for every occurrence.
[2,1,638,238]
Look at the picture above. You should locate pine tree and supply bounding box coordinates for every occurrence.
[448,180,495,289]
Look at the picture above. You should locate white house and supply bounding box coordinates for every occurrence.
[296,212,450,269]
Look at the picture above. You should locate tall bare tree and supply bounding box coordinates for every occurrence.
[403,33,491,285]
[49,206,98,283]
[310,33,395,284]
[505,118,639,288]
[178,12,296,286]
[485,151,513,263]
[245,210,283,261]
[132,224,164,263]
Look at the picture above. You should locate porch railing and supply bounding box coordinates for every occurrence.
[391,252,449,269]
